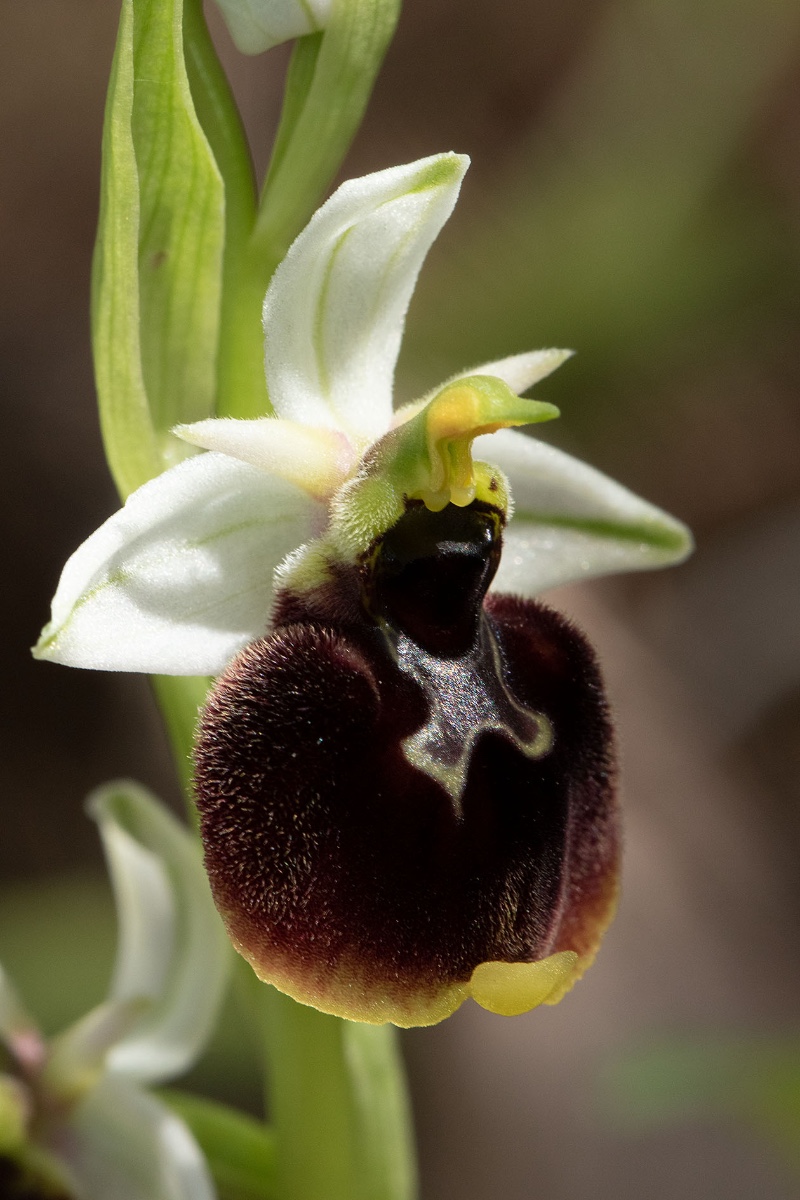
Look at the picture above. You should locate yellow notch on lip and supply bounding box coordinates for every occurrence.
[469,951,578,1016]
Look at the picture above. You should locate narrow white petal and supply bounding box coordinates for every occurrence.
[465,348,573,394]
[175,417,354,500]
[34,451,322,675]
[474,428,693,594]
[88,782,231,1085]
[64,1076,215,1200]
[214,0,330,54]
[263,153,469,444]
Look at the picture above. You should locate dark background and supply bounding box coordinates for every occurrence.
[2,1,800,1196]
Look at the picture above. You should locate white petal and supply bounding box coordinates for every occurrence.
[213,0,330,54]
[34,451,322,675]
[88,782,231,1085]
[263,153,469,445]
[175,417,354,500]
[44,998,148,1102]
[474,428,693,594]
[64,1075,215,1200]
[466,348,573,394]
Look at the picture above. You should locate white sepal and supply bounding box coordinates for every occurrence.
[33,451,322,675]
[475,428,693,595]
[213,0,330,54]
[88,782,230,1087]
[66,1074,216,1200]
[263,153,469,444]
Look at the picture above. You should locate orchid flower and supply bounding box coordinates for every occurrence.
[35,153,692,1027]
[0,783,229,1200]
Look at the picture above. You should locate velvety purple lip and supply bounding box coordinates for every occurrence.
[194,500,618,1025]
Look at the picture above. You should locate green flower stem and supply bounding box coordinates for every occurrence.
[256,978,417,1200]
[182,0,270,422]
[151,674,211,819]
[253,0,401,255]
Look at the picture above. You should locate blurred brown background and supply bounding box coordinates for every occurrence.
[2,0,800,1197]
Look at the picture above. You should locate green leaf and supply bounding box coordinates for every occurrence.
[91,0,161,500]
[161,1089,278,1200]
[93,0,225,499]
[132,0,225,455]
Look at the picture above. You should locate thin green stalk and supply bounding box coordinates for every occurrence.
[256,981,417,1200]
[252,0,400,262]
[264,34,324,193]
[182,0,269,420]
[150,674,211,819]
[201,0,402,423]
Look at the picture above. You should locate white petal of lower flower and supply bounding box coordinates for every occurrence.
[45,998,148,1102]
[474,428,693,595]
[214,0,330,54]
[88,781,230,1086]
[467,348,573,394]
[34,452,322,675]
[263,153,469,445]
[64,1075,215,1200]
[175,416,354,500]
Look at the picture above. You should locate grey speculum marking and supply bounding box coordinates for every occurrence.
[397,619,553,807]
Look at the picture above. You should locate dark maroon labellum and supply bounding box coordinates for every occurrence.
[195,500,618,1025]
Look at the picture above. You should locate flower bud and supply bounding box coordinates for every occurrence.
[214,0,332,54]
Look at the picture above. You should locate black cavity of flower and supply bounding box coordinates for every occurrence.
[362,499,503,657]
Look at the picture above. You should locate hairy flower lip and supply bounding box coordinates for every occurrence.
[195,577,619,1026]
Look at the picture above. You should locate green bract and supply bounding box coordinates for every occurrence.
[94,0,226,498]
